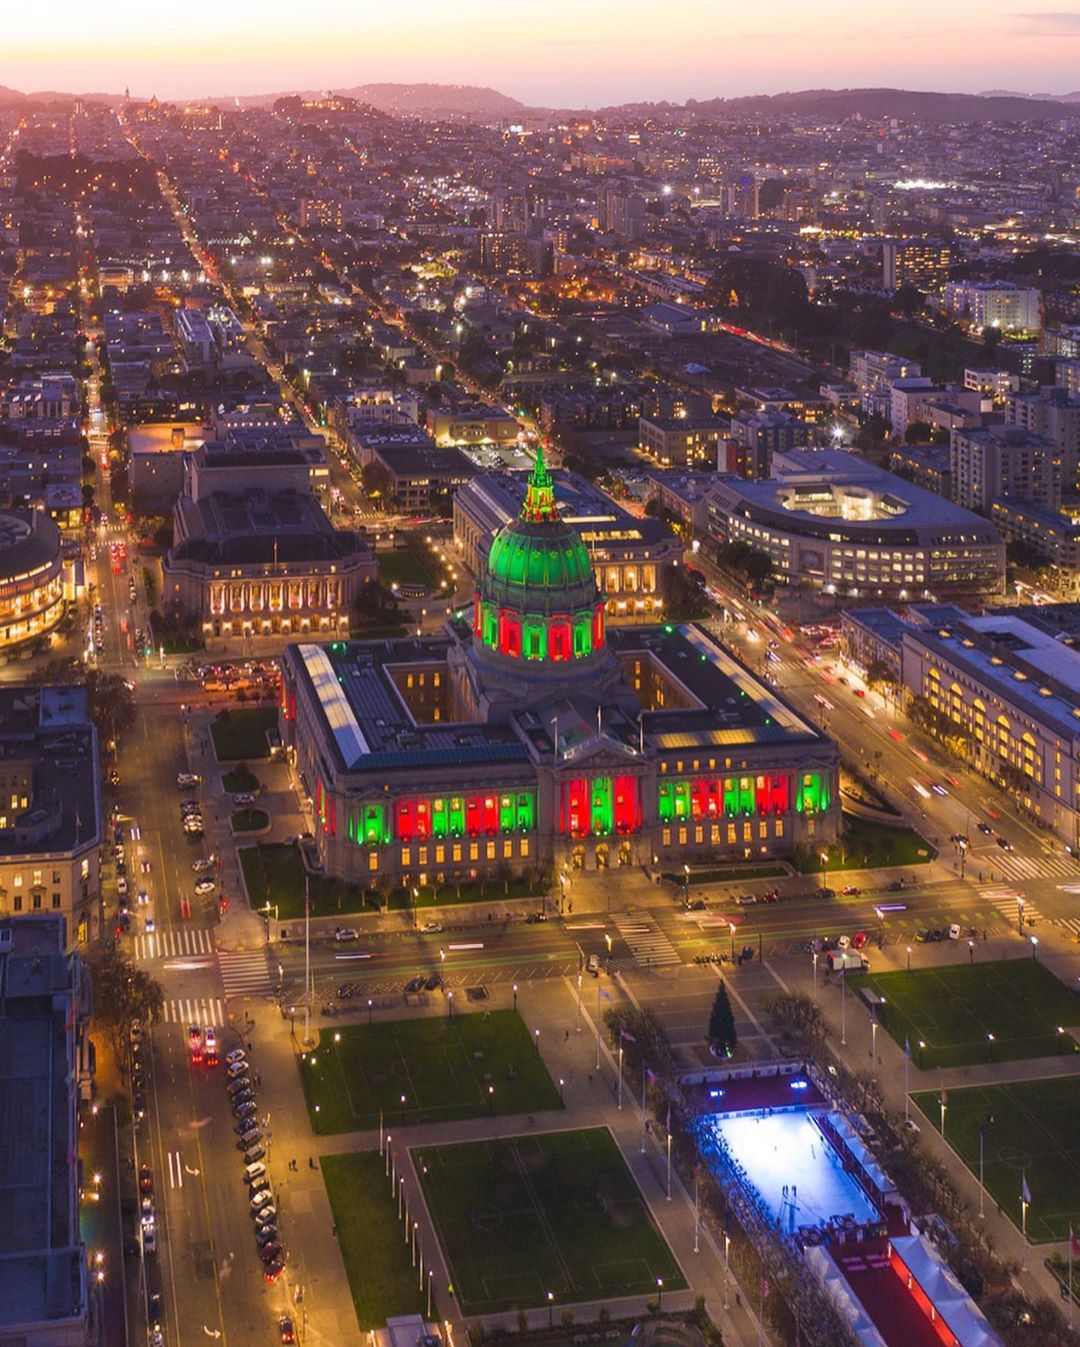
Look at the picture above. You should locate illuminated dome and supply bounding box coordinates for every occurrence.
[473,449,606,664]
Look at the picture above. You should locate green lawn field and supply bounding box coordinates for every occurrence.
[414,1127,686,1313]
[321,1152,432,1325]
[300,1010,560,1133]
[912,1076,1080,1243]
[848,958,1080,1069]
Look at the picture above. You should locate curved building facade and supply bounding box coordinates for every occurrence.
[706,451,1005,599]
[0,510,64,649]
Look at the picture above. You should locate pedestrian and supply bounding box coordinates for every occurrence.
[309,1156,316,1170]
[565,1029,569,1042]
[332,1223,337,1238]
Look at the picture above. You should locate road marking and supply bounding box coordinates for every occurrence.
[167,1150,183,1190]
[218,948,273,997]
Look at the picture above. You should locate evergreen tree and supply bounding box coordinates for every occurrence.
[707,981,737,1058]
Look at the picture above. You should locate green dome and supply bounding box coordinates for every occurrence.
[480,448,600,615]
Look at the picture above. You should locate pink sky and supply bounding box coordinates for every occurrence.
[3,1,1080,105]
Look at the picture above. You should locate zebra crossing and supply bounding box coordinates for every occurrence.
[980,886,1045,925]
[133,927,214,960]
[162,997,226,1026]
[988,850,1080,881]
[611,912,681,967]
[218,947,274,998]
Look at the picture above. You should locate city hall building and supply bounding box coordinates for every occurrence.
[281,453,839,893]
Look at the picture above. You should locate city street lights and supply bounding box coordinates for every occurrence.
[870,1007,879,1076]
[368,998,373,1026]
[547,1291,554,1328]
[812,949,818,1002]
[559,1077,564,1105]
[447,991,453,1021]
[906,945,912,972]
[1031,935,1039,960]
[400,1093,406,1124]
[512,983,518,1013]
[987,1032,995,1062]
[723,1231,731,1310]
[534,1028,540,1055]
[918,1039,926,1069]
[968,939,974,965]
[656,1277,664,1311]
[729,921,736,962]
[488,1085,494,1113]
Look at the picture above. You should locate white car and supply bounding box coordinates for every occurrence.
[836,934,851,950]
[137,889,149,905]
[194,879,216,896]
[192,859,213,874]
[117,876,129,897]
[420,921,442,934]
[233,792,256,807]
[250,1188,274,1210]
[145,916,156,933]
[334,928,359,942]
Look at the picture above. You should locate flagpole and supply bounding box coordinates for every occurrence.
[617,1038,624,1110]
[1069,1226,1074,1330]
[978,1125,985,1219]
[665,1103,672,1200]
[904,1039,909,1123]
[641,1064,647,1152]
[596,984,601,1071]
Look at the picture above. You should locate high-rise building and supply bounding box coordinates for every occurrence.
[949,426,1061,513]
[942,281,1042,336]
[850,350,922,416]
[882,239,953,293]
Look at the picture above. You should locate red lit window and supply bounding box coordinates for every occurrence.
[592,604,605,650]
[415,800,431,841]
[466,796,483,837]
[499,611,522,658]
[614,776,639,833]
[549,619,571,662]
[395,800,415,842]
[562,778,589,835]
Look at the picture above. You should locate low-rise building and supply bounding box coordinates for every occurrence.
[128,422,207,511]
[942,281,1042,336]
[639,415,727,467]
[427,403,519,448]
[949,426,1061,513]
[350,423,475,514]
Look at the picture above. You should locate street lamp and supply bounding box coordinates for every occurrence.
[968,939,974,965]
[534,1027,540,1056]
[729,921,736,962]
[918,1039,926,1069]
[547,1291,554,1328]
[812,949,818,1002]
[368,998,373,1026]
[512,983,518,1013]
[400,1093,406,1124]
[1031,935,1039,960]
[559,1076,564,1105]
[447,991,454,1021]
[987,1032,995,1062]
[906,945,912,972]
[656,1277,664,1311]
[488,1085,494,1113]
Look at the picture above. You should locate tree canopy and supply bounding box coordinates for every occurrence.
[707,981,737,1058]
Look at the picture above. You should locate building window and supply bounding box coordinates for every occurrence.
[520,838,530,858]
[13,895,21,912]
[503,840,513,859]
[368,853,379,872]
[469,842,479,862]
[400,847,411,867]
[52,892,61,908]
[486,841,496,861]
[661,828,671,846]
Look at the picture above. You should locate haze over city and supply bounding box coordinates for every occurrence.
[6,0,1080,103]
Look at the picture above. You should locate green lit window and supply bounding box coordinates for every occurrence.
[516,792,535,830]
[432,798,448,838]
[499,794,516,832]
[573,615,592,658]
[449,797,465,835]
[591,778,614,835]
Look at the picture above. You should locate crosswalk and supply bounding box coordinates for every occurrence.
[133,928,215,960]
[988,851,1080,881]
[218,948,274,998]
[611,912,681,967]
[162,997,226,1026]
[980,886,1043,927]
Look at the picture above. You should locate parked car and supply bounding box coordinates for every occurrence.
[333,927,358,942]
[852,931,868,950]
[404,975,425,994]
[420,921,442,934]
[194,879,216,896]
[585,953,600,976]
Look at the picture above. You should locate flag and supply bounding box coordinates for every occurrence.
[598,987,612,1002]
[1070,1224,1080,1258]
[1021,1173,1032,1206]
[939,1084,947,1107]
[645,1066,657,1086]
[904,1034,910,1059]
[760,1277,770,1300]
[621,1029,637,1043]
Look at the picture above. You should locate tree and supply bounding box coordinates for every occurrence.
[864,658,898,695]
[360,460,394,508]
[707,981,737,1058]
[87,945,164,1076]
[905,421,933,444]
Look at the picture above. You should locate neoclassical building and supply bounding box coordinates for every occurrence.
[0,510,65,650]
[281,451,839,893]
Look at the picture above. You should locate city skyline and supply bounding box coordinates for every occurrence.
[5,0,1080,107]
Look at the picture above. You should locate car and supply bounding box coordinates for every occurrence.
[148,1294,162,1326]
[977,821,994,835]
[944,774,961,788]
[225,1047,246,1065]
[525,911,547,924]
[684,898,706,911]
[947,923,962,940]
[244,1144,266,1164]
[914,929,930,943]
[420,921,442,934]
[279,1315,297,1344]
[817,887,835,899]
[256,1223,279,1247]
[253,1205,277,1227]
[259,1241,283,1264]
[234,1100,257,1119]
[841,885,859,896]
[192,859,214,874]
[233,792,256,807]
[404,975,425,994]
[334,927,358,942]
[176,773,201,788]
[189,1025,203,1061]
[203,1026,217,1064]
[929,928,945,942]
[184,823,204,836]
[133,1091,145,1120]
[585,953,600,975]
[853,688,866,698]
[142,1225,156,1255]
[931,783,947,796]
[231,1087,256,1108]
[263,1256,287,1283]
[180,801,201,816]
[144,916,155,934]
[116,876,129,897]
[139,1165,153,1194]
[234,1117,259,1136]
[734,894,758,906]
[250,1189,274,1211]
[249,1175,271,1196]
[227,1076,251,1096]
[836,934,851,950]
[137,888,149,904]
[997,836,1014,851]
[424,973,441,992]
[226,1060,249,1079]
[888,880,905,892]
[194,879,216,896]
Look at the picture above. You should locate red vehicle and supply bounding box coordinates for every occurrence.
[852,931,868,950]
[944,774,961,788]
[188,1025,202,1063]
[853,688,866,698]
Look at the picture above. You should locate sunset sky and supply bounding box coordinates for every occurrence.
[5,0,1080,105]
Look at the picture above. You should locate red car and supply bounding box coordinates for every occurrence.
[853,688,866,698]
[188,1025,202,1064]
[852,931,868,950]
[279,1318,296,1344]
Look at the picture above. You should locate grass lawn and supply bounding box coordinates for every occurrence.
[240,843,360,921]
[848,958,1080,1070]
[300,1011,561,1134]
[798,814,936,873]
[911,1076,1080,1243]
[231,808,269,832]
[664,864,787,887]
[378,549,437,590]
[222,765,259,793]
[210,707,278,760]
[322,1152,430,1326]
[415,1127,686,1314]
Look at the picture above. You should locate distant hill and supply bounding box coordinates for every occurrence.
[336,83,523,118]
[679,87,1080,123]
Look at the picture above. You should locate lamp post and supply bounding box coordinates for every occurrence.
[427,1270,433,1318]
[559,1077,564,1106]
[534,1027,540,1056]
[840,968,847,1046]
[1031,935,1039,960]
[512,983,518,1013]
[1017,894,1025,935]
[400,1093,406,1125]
[987,1032,995,1062]
[968,939,974,966]
[368,998,373,1026]
[918,1039,926,1069]
[576,973,582,1033]
[723,1231,731,1310]
[906,945,912,972]
[812,949,818,1002]
[488,1085,494,1113]
[447,991,453,1022]
[870,1007,878,1076]
[656,1277,664,1311]
[729,921,736,962]
[547,1291,554,1328]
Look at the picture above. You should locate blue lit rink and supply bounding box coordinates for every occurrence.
[708,1111,879,1230]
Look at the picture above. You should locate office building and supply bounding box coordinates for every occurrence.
[949,426,1061,513]
[882,239,952,293]
[942,281,1042,336]
[850,350,922,416]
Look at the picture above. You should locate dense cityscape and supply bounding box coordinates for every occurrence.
[7,47,1080,1347]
